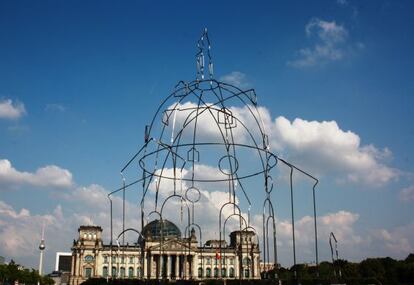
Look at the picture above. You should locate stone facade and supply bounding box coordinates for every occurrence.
[69,221,261,284]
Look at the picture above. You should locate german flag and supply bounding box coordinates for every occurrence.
[215,249,221,260]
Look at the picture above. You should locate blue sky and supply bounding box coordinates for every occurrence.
[0,0,413,272]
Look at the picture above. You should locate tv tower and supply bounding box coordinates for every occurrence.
[38,223,46,276]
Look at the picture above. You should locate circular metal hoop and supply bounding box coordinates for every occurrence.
[185,186,201,203]
[218,154,239,176]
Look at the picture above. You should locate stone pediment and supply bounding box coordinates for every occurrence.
[149,239,193,252]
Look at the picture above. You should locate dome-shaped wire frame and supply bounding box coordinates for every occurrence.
[108,29,320,281]
[134,77,279,279]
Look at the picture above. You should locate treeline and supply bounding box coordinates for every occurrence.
[267,253,414,285]
[0,260,54,285]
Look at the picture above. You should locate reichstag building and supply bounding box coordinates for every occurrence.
[69,220,260,284]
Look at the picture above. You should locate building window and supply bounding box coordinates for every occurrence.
[137,267,141,278]
[112,266,117,277]
[214,267,218,278]
[243,257,251,266]
[128,267,133,278]
[214,258,218,265]
[112,256,116,263]
[129,256,134,264]
[84,255,94,262]
[120,267,125,278]
[244,269,250,278]
[102,266,108,278]
[229,258,234,265]
[103,256,108,263]
[121,256,125,264]
[229,267,235,278]
[84,268,92,278]
[221,268,226,277]
[198,267,203,278]
[206,257,211,265]
[206,268,211,278]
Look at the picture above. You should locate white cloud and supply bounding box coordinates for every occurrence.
[369,223,414,257]
[336,0,348,6]
[270,116,398,186]
[0,99,26,120]
[45,103,66,112]
[220,71,250,89]
[0,159,73,189]
[288,18,356,68]
[399,186,414,202]
[161,101,397,187]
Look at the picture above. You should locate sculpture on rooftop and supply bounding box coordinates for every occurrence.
[107,28,320,281]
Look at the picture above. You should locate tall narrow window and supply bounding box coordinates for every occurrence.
[120,267,125,278]
[206,268,211,278]
[112,267,117,277]
[84,268,92,278]
[214,267,218,278]
[137,267,141,278]
[229,267,235,278]
[102,266,108,278]
[128,267,133,278]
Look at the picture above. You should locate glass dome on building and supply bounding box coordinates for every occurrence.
[142,219,181,239]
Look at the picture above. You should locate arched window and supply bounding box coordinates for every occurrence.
[243,257,251,266]
[102,266,108,278]
[221,268,226,277]
[206,267,211,278]
[84,267,92,278]
[198,267,203,278]
[112,267,117,277]
[128,267,133,278]
[214,267,218,278]
[244,269,250,278]
[229,267,235,278]
[137,267,141,278]
[120,267,125,278]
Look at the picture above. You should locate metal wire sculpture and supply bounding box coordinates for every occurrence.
[107,28,320,281]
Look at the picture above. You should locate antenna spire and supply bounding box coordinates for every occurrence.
[38,222,46,281]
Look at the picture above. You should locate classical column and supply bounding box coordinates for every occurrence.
[143,252,147,279]
[191,255,196,279]
[234,255,239,278]
[184,255,188,279]
[158,255,163,278]
[71,254,76,277]
[166,255,171,279]
[175,255,179,279]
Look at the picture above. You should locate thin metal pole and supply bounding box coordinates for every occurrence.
[108,196,113,279]
[289,167,297,280]
[313,182,319,278]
